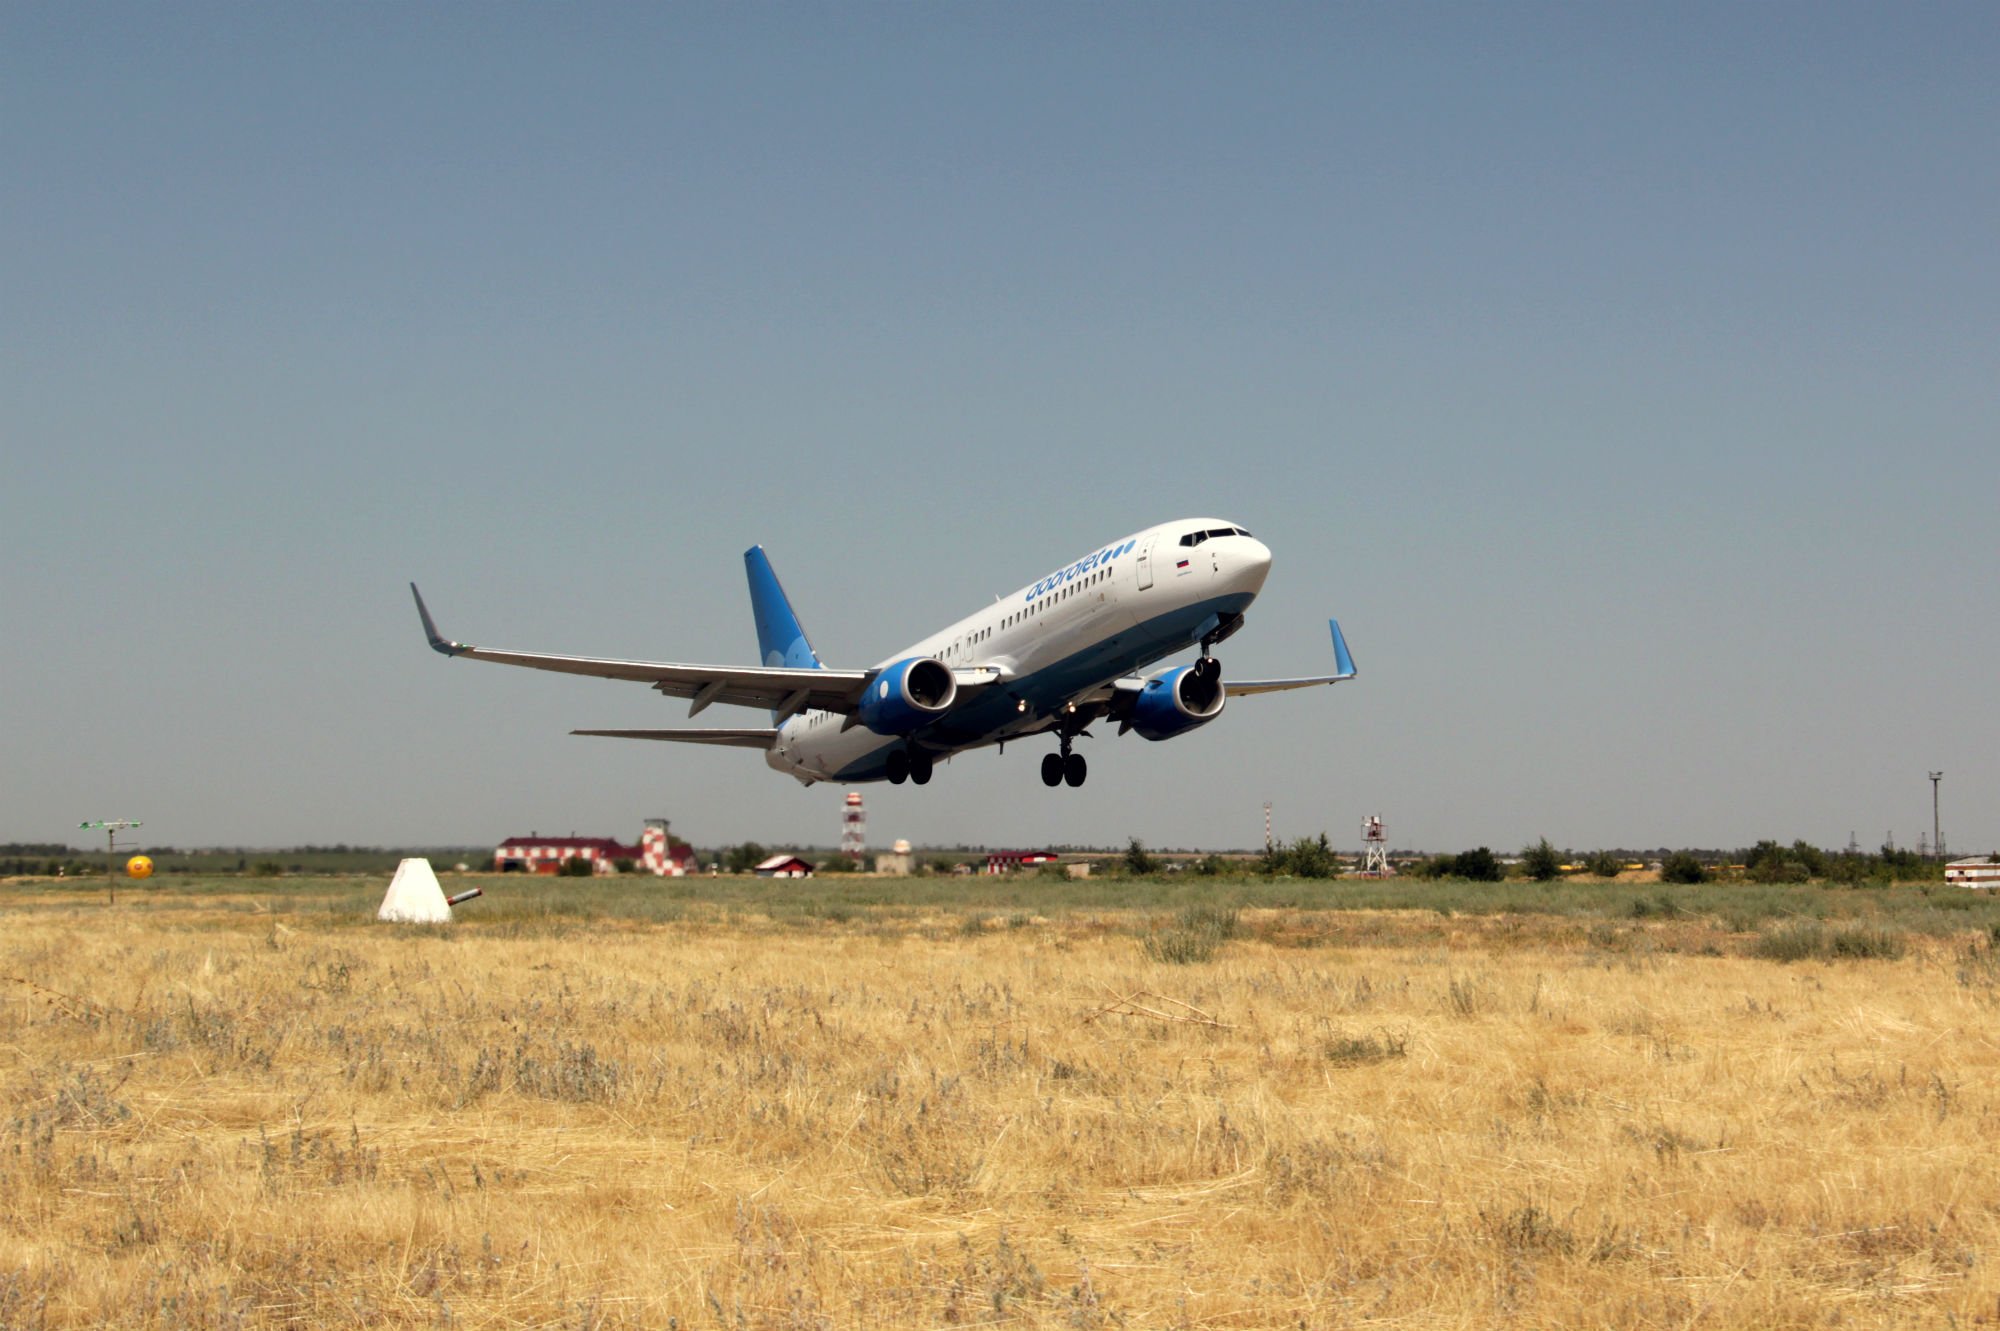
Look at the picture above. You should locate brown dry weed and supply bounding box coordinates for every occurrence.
[3,887,1998,1328]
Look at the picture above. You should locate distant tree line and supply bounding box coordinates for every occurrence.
[1097,835,1955,886]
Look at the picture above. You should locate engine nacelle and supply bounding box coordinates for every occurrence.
[856,657,958,735]
[1128,660,1226,741]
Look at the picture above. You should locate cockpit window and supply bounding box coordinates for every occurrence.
[1179,526,1254,546]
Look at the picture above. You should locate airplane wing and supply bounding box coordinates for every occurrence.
[411,583,868,720]
[1223,619,1358,694]
[1092,620,1358,701]
[572,728,777,748]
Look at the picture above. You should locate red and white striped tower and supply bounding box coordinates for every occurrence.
[840,792,866,859]
[642,819,685,876]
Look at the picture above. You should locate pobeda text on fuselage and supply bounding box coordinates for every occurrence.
[410,518,1355,789]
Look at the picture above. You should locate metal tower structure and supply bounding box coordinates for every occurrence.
[80,818,142,905]
[1361,815,1389,877]
[840,791,867,859]
[1931,771,1944,861]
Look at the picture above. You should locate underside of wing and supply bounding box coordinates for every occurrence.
[571,728,778,749]
[1224,619,1358,695]
[1220,675,1357,695]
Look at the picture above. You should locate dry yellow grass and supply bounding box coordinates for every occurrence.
[4,890,1998,1328]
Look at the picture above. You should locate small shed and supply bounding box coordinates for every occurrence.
[1946,858,2000,889]
[754,854,815,879]
[986,850,1061,875]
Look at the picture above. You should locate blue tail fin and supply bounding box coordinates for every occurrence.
[745,546,823,671]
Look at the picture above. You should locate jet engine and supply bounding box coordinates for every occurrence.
[856,657,957,735]
[1127,659,1226,740]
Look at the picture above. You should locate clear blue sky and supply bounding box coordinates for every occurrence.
[5,4,1996,855]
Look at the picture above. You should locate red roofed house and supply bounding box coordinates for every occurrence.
[496,819,695,877]
[986,850,1061,874]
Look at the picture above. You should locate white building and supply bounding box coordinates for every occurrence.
[1945,858,2000,889]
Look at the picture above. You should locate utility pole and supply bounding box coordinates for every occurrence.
[79,819,142,905]
[1930,772,1944,862]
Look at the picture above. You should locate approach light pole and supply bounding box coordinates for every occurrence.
[1930,772,1943,863]
[80,819,142,905]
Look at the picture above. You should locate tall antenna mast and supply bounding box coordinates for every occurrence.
[1930,772,1944,862]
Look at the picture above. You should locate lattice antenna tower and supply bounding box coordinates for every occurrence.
[841,791,867,859]
[1361,814,1389,877]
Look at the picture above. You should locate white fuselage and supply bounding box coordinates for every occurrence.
[767,518,1272,784]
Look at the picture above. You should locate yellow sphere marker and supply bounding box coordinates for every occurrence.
[126,855,154,880]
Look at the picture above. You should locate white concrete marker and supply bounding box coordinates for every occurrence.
[377,858,452,923]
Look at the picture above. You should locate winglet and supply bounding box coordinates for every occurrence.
[409,583,464,657]
[1330,618,1357,678]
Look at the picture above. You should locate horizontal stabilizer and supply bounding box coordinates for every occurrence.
[572,728,778,749]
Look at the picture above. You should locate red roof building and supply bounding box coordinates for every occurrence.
[986,850,1061,874]
[496,818,696,877]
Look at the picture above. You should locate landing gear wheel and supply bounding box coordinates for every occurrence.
[1063,752,1088,788]
[1040,753,1064,787]
[885,750,910,785]
[909,752,934,785]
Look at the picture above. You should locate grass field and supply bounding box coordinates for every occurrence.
[5,874,1999,1327]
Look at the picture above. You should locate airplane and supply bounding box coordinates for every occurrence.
[410,518,1355,789]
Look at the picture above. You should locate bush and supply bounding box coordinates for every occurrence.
[1660,852,1708,884]
[1124,838,1156,875]
[559,857,594,877]
[1264,833,1339,879]
[1453,847,1503,882]
[1322,1028,1409,1065]
[1521,839,1562,882]
[1584,851,1625,878]
[1744,840,1809,884]
[1143,903,1240,964]
[722,842,768,875]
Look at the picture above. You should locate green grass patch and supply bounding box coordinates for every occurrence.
[1751,920,1907,962]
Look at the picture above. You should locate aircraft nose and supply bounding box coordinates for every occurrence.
[1232,537,1272,593]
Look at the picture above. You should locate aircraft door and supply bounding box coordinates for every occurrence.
[1136,537,1155,590]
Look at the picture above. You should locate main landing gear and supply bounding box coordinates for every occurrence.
[1040,734,1088,788]
[885,748,934,786]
